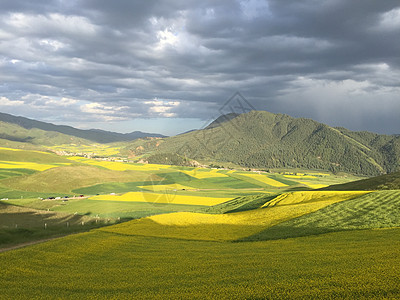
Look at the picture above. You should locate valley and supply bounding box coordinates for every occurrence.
[1,112,400,298]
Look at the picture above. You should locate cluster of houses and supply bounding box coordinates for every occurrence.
[44,195,85,201]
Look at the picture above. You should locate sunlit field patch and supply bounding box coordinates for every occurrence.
[239,173,287,187]
[299,181,329,189]
[89,192,232,206]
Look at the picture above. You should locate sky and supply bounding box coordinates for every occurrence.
[0,0,399,136]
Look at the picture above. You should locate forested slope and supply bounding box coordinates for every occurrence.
[127,111,400,176]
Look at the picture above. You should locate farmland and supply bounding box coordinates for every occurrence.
[1,145,400,298]
[0,228,399,298]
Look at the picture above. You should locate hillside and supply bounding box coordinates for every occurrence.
[0,112,165,144]
[128,111,400,176]
[322,171,400,191]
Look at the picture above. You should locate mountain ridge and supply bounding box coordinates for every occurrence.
[0,112,165,144]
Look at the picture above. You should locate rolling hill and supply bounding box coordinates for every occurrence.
[0,112,165,144]
[128,111,400,176]
[322,171,400,191]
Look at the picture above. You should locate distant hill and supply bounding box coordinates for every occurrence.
[322,171,400,191]
[127,110,400,176]
[0,112,165,144]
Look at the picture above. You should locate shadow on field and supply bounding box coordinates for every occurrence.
[236,224,340,242]
[0,201,92,228]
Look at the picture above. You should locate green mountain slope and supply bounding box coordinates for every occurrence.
[0,121,98,146]
[128,111,400,176]
[0,112,165,144]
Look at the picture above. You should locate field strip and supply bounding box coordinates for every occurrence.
[138,183,197,192]
[298,181,329,189]
[238,173,288,187]
[89,192,233,206]
[0,161,66,171]
[180,169,228,179]
[0,147,49,154]
[284,175,317,179]
[66,157,172,171]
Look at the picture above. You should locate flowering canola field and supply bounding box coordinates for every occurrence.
[138,183,196,192]
[90,192,232,206]
[298,181,329,189]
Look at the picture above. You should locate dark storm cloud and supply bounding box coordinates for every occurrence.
[0,0,399,133]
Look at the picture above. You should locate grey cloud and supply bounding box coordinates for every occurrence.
[0,0,399,134]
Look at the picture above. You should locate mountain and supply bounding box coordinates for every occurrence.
[128,110,400,176]
[0,112,165,144]
[322,171,400,191]
[205,113,240,129]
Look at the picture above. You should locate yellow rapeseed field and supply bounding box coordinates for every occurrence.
[0,161,69,171]
[240,173,287,187]
[0,147,49,154]
[298,181,329,189]
[89,192,232,206]
[139,183,196,192]
[262,191,370,207]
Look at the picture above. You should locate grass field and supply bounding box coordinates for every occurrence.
[2,165,157,193]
